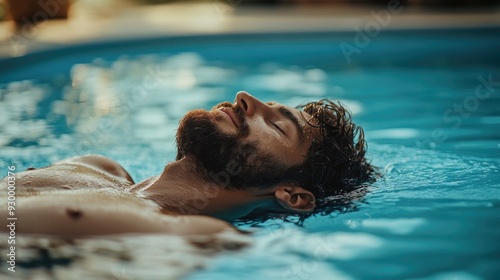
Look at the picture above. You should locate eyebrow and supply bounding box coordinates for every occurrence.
[278,106,304,145]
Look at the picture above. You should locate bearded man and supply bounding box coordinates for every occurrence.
[0,91,375,236]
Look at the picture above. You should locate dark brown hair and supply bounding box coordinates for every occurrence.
[297,99,375,197]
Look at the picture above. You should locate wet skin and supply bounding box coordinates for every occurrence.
[0,92,319,236]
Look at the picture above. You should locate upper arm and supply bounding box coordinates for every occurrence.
[5,192,237,237]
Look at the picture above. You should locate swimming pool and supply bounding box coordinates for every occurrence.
[1,28,499,279]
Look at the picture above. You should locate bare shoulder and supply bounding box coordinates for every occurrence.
[0,154,134,195]
[56,154,134,184]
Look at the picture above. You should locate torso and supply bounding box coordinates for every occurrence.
[6,155,161,212]
[1,155,235,236]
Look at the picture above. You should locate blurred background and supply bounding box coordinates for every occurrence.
[0,0,499,58]
[1,1,500,280]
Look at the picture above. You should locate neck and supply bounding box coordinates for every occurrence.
[130,157,277,221]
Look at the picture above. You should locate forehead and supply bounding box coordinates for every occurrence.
[291,106,320,141]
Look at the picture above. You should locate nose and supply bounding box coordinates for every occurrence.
[235,91,266,117]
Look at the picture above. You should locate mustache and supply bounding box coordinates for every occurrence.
[213,102,248,137]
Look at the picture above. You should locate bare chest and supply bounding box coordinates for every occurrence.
[7,163,131,197]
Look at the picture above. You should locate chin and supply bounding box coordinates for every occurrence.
[175,109,236,171]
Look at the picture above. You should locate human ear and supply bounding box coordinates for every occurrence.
[274,185,316,213]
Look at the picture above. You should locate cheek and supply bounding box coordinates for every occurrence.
[246,117,280,145]
[244,117,310,166]
[246,128,302,164]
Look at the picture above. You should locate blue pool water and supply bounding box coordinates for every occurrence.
[1,28,500,279]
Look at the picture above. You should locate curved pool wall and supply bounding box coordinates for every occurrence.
[2,28,500,83]
[1,27,500,279]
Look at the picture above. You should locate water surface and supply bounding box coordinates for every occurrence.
[1,29,499,279]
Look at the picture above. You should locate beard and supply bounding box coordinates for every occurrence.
[176,102,289,189]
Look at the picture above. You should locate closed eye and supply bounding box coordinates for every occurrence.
[272,122,286,135]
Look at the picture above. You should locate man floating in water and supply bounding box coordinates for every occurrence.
[1,91,375,236]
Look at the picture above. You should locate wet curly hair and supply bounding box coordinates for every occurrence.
[290,98,376,214]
